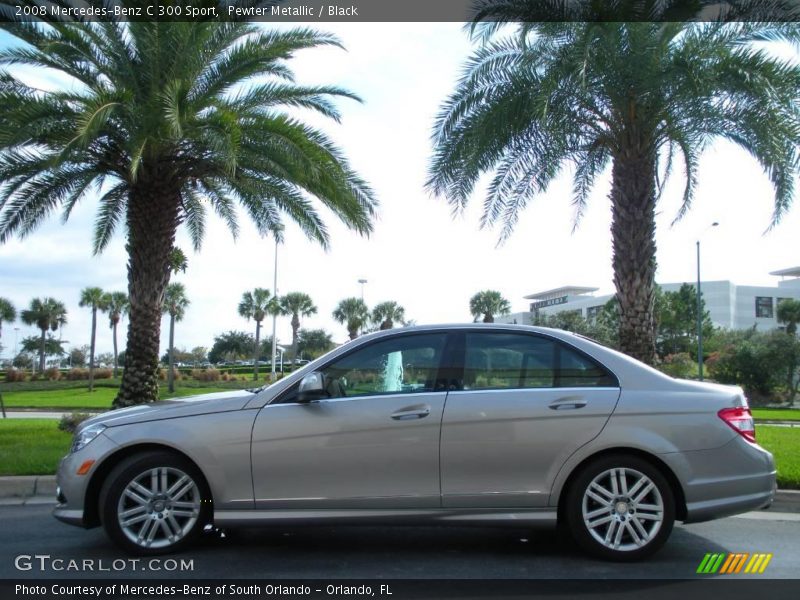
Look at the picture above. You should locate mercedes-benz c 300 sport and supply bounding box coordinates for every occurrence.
[54,324,775,560]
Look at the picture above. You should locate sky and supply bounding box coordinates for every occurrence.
[1,22,800,360]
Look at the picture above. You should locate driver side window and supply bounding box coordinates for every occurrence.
[319,333,447,399]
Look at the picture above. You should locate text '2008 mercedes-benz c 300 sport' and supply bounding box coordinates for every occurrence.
[53,324,775,561]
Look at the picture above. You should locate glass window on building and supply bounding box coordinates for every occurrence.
[586,305,604,321]
[755,296,774,318]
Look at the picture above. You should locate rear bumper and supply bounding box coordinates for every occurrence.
[662,436,776,523]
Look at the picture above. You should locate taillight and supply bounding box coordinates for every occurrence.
[718,407,756,443]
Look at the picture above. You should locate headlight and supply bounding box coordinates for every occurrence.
[71,423,107,454]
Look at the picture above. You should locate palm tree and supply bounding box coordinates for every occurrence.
[0,297,14,418]
[162,283,189,394]
[279,292,318,360]
[79,287,105,392]
[778,299,800,336]
[371,301,406,330]
[333,298,369,340]
[428,3,800,365]
[238,288,274,381]
[0,297,15,342]
[469,290,511,323]
[0,18,377,406]
[100,291,129,378]
[20,297,67,372]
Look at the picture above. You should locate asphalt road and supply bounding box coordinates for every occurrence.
[1,505,799,580]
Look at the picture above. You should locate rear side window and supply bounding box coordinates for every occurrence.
[463,332,617,390]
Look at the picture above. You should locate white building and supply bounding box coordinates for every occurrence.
[498,268,800,331]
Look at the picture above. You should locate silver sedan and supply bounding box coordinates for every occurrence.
[54,324,775,561]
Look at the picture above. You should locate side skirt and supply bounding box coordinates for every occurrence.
[214,508,558,528]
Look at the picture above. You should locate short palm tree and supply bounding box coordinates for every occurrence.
[778,299,800,336]
[332,298,369,340]
[79,287,105,391]
[162,283,189,394]
[371,301,406,330]
[428,3,800,364]
[238,288,274,380]
[279,292,318,361]
[0,19,377,406]
[0,297,14,417]
[100,291,129,378]
[469,290,511,323]
[20,297,67,372]
[0,297,15,341]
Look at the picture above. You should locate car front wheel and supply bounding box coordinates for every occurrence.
[99,451,211,555]
[564,455,675,561]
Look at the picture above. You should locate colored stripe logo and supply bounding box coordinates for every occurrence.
[696,552,773,574]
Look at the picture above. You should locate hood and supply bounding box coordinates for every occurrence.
[80,390,254,429]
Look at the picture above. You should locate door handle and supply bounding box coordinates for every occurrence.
[391,406,431,420]
[548,396,587,410]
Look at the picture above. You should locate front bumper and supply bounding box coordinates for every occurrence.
[52,432,119,528]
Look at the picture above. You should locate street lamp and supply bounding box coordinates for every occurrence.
[358,278,368,303]
[696,221,719,381]
[270,226,284,384]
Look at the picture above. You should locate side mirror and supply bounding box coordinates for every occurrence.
[297,372,326,403]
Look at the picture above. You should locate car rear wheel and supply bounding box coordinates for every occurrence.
[564,454,675,561]
[99,451,211,555]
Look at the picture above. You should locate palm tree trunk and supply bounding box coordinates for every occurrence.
[168,314,175,393]
[38,327,46,373]
[112,321,119,378]
[349,327,357,340]
[291,314,300,360]
[88,306,97,392]
[253,321,261,381]
[483,314,493,323]
[610,144,658,365]
[114,182,179,408]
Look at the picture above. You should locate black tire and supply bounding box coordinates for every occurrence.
[99,451,212,555]
[563,454,675,561]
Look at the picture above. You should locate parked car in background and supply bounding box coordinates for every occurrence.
[54,324,775,560]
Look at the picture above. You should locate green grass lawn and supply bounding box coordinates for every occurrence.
[757,426,800,490]
[752,408,800,421]
[0,419,71,476]
[2,419,797,491]
[1,385,252,410]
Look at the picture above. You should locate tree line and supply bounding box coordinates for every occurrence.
[1,2,798,407]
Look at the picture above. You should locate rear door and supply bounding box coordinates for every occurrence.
[440,331,620,508]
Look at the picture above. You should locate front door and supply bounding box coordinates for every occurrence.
[251,332,449,509]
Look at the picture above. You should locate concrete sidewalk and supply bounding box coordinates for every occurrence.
[1,411,102,419]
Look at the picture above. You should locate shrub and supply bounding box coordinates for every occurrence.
[157,367,181,381]
[5,368,27,383]
[58,412,94,434]
[66,368,89,380]
[94,368,113,380]
[43,367,62,381]
[221,372,230,382]
[191,368,221,382]
[658,353,694,379]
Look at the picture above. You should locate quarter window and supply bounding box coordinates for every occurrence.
[318,334,447,399]
[463,333,616,390]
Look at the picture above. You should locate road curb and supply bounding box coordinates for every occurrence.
[0,475,57,499]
